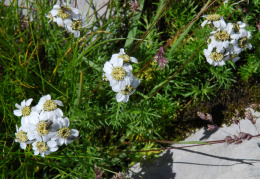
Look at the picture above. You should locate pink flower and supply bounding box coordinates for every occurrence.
[129,1,140,12]
[197,112,207,120]
[155,46,168,69]
[207,124,215,131]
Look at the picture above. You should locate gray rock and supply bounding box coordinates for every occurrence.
[128,108,260,179]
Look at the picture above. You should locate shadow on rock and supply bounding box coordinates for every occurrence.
[129,150,176,179]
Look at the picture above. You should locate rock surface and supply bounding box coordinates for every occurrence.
[128,108,260,179]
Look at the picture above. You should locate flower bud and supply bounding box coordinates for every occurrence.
[233,117,239,125]
[206,113,213,123]
[225,136,234,144]
[207,124,215,131]
[197,112,207,120]
[245,110,253,121]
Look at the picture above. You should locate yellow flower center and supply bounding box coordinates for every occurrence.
[58,127,71,139]
[121,85,134,95]
[119,54,130,63]
[210,52,223,62]
[232,23,240,33]
[22,106,31,117]
[57,9,69,19]
[36,141,48,153]
[238,37,248,48]
[214,30,230,41]
[72,20,82,30]
[16,131,28,143]
[36,121,50,136]
[206,14,220,21]
[43,100,57,111]
[111,67,126,81]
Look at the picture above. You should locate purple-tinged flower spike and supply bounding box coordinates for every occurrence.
[245,110,256,124]
[233,117,239,125]
[197,112,207,120]
[112,172,126,179]
[129,1,140,12]
[206,113,213,123]
[94,164,104,179]
[155,46,168,69]
[225,136,234,144]
[207,124,215,131]
[256,20,260,31]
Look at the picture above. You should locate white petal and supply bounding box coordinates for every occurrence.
[64,19,72,26]
[25,98,33,106]
[116,93,124,102]
[113,58,123,67]
[232,57,240,63]
[123,95,129,103]
[132,78,140,88]
[73,31,80,38]
[70,129,79,137]
[53,5,60,10]
[247,43,252,50]
[45,94,51,100]
[13,110,22,116]
[130,57,138,63]
[54,18,64,26]
[112,84,121,92]
[21,100,26,107]
[50,9,59,16]
[213,21,220,28]
[54,100,63,106]
[15,103,22,109]
[47,140,57,148]
[206,58,213,65]
[203,49,211,57]
[103,62,113,74]
[20,143,27,149]
[120,48,125,54]
[201,20,208,27]
[219,60,226,66]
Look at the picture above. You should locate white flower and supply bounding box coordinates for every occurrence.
[64,16,88,38]
[208,23,233,52]
[13,98,39,127]
[231,29,252,51]
[35,94,63,119]
[52,117,79,146]
[203,46,230,66]
[45,12,54,23]
[114,78,140,103]
[226,46,241,63]
[103,58,133,90]
[15,125,32,149]
[231,21,246,33]
[32,140,58,157]
[111,48,138,64]
[49,3,81,27]
[102,73,109,82]
[27,115,57,142]
[201,14,226,29]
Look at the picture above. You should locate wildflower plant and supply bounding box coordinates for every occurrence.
[13,95,79,157]
[1,0,260,178]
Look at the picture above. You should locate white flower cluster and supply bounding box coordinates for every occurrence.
[46,1,87,38]
[103,48,141,103]
[13,95,79,157]
[201,14,252,66]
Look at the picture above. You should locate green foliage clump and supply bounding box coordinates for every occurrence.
[0,0,259,178]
